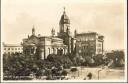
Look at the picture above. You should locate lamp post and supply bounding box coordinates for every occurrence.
[98,69,102,80]
[79,56,84,74]
[78,43,82,77]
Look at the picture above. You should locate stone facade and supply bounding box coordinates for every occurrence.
[22,28,68,59]
[57,8,75,53]
[22,8,104,59]
[75,32,104,57]
[22,8,76,59]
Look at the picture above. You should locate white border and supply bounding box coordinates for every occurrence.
[124,0,127,82]
[1,0,127,82]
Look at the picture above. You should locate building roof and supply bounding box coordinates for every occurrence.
[3,43,22,47]
[59,8,70,24]
[52,37,63,41]
[76,32,97,36]
[76,32,104,37]
[29,35,38,39]
[39,36,51,39]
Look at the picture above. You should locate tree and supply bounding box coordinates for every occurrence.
[113,50,125,67]
[84,56,94,66]
[93,54,104,66]
[47,54,73,69]
[3,53,31,79]
[3,52,46,80]
[105,50,125,67]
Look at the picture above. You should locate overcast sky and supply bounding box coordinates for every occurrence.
[1,0,126,50]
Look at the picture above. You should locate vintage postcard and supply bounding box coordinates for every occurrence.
[1,0,127,82]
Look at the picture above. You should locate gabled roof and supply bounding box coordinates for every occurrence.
[29,35,39,40]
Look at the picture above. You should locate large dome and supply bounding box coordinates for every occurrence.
[59,11,70,24]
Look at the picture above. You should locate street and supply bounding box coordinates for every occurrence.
[66,67,124,80]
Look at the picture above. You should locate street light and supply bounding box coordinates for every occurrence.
[98,69,102,80]
[77,44,82,77]
[79,56,84,74]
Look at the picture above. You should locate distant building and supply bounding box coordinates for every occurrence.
[3,43,23,55]
[75,32,104,57]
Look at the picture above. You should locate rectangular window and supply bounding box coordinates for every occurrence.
[18,48,20,50]
[97,43,101,47]
[12,48,14,50]
[99,44,101,47]
[97,49,102,53]
[15,48,17,50]
[8,48,10,50]
[4,48,6,50]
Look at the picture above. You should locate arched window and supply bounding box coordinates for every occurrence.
[8,48,10,50]
[8,52,10,55]
[64,48,65,55]
[53,48,55,54]
[57,48,59,55]
[60,48,63,55]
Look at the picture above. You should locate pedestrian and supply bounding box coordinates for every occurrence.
[83,77,86,80]
[87,72,92,80]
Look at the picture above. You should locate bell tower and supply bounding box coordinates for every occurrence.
[58,7,72,53]
[59,7,70,34]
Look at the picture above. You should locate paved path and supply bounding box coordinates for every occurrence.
[67,67,124,80]
[31,67,124,80]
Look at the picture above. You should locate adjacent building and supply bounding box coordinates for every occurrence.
[3,43,23,55]
[75,32,104,57]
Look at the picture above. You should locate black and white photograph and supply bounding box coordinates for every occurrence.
[1,0,127,82]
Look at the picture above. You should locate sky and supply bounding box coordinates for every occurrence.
[1,0,126,50]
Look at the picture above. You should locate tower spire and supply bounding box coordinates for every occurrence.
[74,29,77,38]
[32,25,35,36]
[51,28,55,37]
[63,7,66,14]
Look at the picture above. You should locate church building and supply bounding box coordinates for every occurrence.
[22,8,76,59]
[22,8,104,60]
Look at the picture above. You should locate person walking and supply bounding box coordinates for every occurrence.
[87,72,92,80]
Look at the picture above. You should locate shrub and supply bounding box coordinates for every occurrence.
[70,68,77,72]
